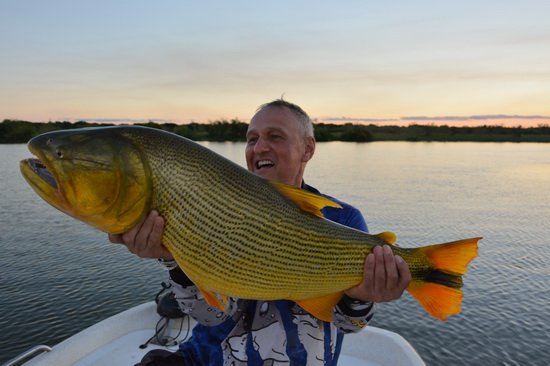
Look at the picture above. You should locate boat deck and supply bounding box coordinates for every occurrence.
[15,302,424,366]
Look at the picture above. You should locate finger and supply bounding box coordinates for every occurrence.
[360,253,375,298]
[363,253,375,289]
[383,245,398,292]
[151,215,174,260]
[373,245,386,295]
[108,233,123,244]
[121,216,146,249]
[395,255,411,290]
[344,254,372,300]
[134,211,158,251]
[149,214,165,248]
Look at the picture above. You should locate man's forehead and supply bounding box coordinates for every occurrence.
[248,108,300,133]
[247,124,287,135]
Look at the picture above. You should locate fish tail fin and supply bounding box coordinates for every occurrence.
[407,277,464,321]
[406,237,480,321]
[422,237,480,275]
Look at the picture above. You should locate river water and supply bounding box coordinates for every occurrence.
[1,141,549,365]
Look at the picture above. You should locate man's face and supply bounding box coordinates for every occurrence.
[245,106,315,187]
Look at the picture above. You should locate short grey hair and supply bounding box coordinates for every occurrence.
[256,99,314,138]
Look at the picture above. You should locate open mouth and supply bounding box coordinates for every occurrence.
[256,160,275,170]
[26,158,58,189]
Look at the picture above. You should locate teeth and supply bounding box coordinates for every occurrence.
[257,160,274,169]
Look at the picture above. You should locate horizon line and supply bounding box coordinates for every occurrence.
[4,114,550,128]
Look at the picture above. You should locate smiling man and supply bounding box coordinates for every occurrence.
[245,102,315,187]
[110,99,411,366]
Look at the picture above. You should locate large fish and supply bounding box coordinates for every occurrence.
[20,126,480,321]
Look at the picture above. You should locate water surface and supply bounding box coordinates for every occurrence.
[1,141,549,365]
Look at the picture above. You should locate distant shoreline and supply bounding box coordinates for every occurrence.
[2,119,550,143]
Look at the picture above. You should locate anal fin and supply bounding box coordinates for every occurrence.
[296,291,344,322]
[197,286,225,311]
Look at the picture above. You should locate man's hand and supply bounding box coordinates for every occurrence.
[108,210,173,260]
[345,245,411,303]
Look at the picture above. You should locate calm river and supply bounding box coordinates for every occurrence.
[1,141,549,365]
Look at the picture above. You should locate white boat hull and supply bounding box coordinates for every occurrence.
[17,302,424,366]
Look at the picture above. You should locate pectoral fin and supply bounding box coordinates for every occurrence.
[296,291,345,322]
[271,182,342,218]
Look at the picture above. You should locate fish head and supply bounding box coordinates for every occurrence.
[20,127,152,234]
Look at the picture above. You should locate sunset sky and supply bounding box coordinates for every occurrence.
[1,1,549,127]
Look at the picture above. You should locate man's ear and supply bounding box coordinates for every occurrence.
[303,136,316,162]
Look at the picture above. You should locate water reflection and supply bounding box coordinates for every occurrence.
[1,141,549,365]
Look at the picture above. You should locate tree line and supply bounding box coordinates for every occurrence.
[2,119,550,143]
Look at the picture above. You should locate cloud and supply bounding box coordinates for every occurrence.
[401,115,550,121]
[315,114,550,128]
[318,117,400,123]
[62,118,180,124]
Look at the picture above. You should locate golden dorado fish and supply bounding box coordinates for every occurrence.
[20,126,480,321]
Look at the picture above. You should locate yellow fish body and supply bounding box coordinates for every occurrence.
[20,126,480,321]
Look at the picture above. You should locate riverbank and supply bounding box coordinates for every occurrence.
[2,119,550,143]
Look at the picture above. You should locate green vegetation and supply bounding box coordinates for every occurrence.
[318,123,550,143]
[2,119,550,143]
[0,119,248,143]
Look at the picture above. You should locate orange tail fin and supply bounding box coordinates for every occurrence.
[406,237,480,321]
[422,237,480,275]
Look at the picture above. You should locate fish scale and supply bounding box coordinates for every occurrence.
[21,125,480,321]
[126,128,370,298]
[152,136,403,291]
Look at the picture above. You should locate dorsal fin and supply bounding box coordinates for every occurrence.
[376,231,397,245]
[270,182,342,218]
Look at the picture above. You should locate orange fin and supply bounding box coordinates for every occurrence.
[197,286,225,311]
[407,237,481,320]
[296,291,344,322]
[220,294,230,306]
[407,281,463,321]
[422,237,481,274]
[270,182,342,218]
[375,231,397,245]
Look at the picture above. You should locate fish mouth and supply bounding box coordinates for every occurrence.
[25,158,58,189]
[20,151,62,208]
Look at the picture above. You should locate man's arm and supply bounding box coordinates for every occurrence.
[332,243,411,332]
[331,206,411,332]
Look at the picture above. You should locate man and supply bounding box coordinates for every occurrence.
[110,100,411,365]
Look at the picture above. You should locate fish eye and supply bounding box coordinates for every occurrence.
[56,149,64,158]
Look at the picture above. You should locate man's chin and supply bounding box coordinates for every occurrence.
[255,168,276,181]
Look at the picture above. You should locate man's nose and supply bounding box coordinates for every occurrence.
[254,137,269,153]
